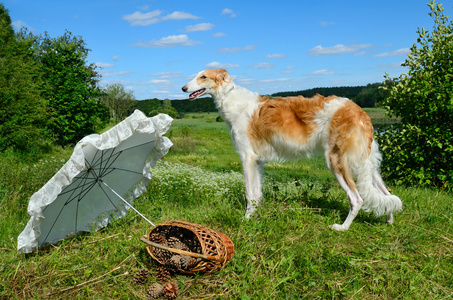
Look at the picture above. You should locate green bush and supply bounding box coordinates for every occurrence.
[377,1,453,189]
[0,5,51,157]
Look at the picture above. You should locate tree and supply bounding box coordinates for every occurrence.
[377,1,453,189]
[149,99,180,119]
[101,84,136,123]
[35,30,109,145]
[353,83,388,107]
[0,4,50,156]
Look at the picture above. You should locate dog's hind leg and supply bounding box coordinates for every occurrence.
[330,172,363,231]
[325,147,363,231]
[242,154,263,218]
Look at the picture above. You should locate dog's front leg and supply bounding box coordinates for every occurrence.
[242,155,262,218]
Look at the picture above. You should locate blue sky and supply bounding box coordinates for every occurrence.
[4,0,452,100]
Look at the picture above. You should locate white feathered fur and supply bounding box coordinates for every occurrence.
[182,69,402,230]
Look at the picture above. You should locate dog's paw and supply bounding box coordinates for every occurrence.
[244,206,256,219]
[386,214,394,225]
[330,223,347,231]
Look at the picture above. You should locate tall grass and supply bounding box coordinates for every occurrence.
[1,112,452,299]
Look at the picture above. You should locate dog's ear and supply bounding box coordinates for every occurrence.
[217,69,231,84]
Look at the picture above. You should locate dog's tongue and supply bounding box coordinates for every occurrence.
[189,88,205,99]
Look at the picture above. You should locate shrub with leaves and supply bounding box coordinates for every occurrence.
[0,5,51,156]
[377,1,453,189]
[34,30,109,145]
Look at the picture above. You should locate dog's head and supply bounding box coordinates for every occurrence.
[182,69,231,100]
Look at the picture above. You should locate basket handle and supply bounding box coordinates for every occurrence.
[140,235,223,262]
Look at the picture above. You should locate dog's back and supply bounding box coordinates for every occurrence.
[247,94,370,160]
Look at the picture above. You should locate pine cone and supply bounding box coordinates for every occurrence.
[132,268,150,285]
[152,247,172,263]
[180,255,197,270]
[165,255,182,272]
[147,282,164,299]
[156,266,172,283]
[167,237,189,251]
[150,232,167,244]
[163,281,179,300]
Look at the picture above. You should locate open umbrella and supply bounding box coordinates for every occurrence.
[17,110,173,253]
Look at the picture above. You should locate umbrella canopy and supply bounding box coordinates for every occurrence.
[17,110,173,253]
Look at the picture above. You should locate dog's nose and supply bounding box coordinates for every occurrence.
[182,85,188,92]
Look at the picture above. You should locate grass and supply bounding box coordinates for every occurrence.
[1,112,452,299]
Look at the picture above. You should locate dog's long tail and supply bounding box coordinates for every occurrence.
[354,140,402,217]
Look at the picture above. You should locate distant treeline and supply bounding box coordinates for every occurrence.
[131,83,387,116]
[272,83,388,108]
[131,97,217,116]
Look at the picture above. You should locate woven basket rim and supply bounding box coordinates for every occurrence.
[142,220,234,274]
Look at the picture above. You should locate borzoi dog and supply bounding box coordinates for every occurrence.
[182,69,402,230]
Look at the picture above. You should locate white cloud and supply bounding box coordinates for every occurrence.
[264,54,286,59]
[218,45,256,53]
[113,55,120,61]
[101,70,133,77]
[151,72,183,79]
[132,79,171,86]
[122,10,162,26]
[131,35,202,48]
[12,20,27,30]
[308,44,372,56]
[162,11,200,21]
[254,62,274,69]
[373,48,410,58]
[12,20,36,33]
[259,78,291,83]
[123,10,200,26]
[310,69,335,75]
[185,23,214,32]
[354,51,368,56]
[95,62,115,68]
[152,90,170,94]
[212,32,226,38]
[222,8,237,17]
[206,61,240,69]
[149,79,170,84]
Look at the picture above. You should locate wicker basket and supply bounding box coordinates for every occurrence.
[140,220,234,274]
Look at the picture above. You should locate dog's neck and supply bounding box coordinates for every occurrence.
[210,82,260,128]
[211,82,237,99]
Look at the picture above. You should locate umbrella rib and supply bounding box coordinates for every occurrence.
[41,201,68,243]
[43,171,95,213]
[84,140,156,180]
[58,176,97,197]
[87,148,114,179]
[116,139,156,153]
[98,139,157,178]
[99,151,122,178]
[97,181,120,211]
[41,178,98,243]
[101,167,143,177]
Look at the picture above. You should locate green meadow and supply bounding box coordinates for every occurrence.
[1,110,452,299]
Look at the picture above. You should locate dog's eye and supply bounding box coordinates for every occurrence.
[200,75,207,79]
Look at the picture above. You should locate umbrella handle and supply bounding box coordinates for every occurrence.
[99,179,155,227]
[139,235,222,262]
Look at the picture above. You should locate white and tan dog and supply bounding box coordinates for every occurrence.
[182,69,402,230]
